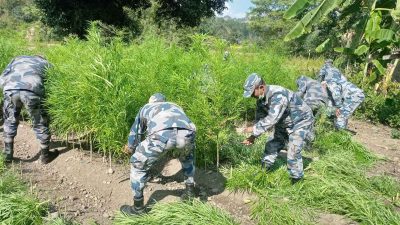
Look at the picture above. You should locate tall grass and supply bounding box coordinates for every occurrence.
[0,28,28,70]
[114,200,239,225]
[43,23,303,166]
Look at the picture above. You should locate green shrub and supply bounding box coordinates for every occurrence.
[391,129,400,139]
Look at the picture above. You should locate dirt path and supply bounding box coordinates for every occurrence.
[1,119,399,225]
[1,123,255,225]
[349,120,400,180]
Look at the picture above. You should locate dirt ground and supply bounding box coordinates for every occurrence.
[1,119,399,225]
[348,119,400,180]
[1,123,255,225]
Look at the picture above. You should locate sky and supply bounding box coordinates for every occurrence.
[220,0,254,18]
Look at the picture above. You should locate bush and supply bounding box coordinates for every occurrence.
[356,89,400,128]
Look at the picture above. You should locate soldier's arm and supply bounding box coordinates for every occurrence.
[317,64,329,82]
[127,109,145,151]
[252,94,288,137]
[255,100,268,122]
[296,79,307,98]
[325,80,343,108]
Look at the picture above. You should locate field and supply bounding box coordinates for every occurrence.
[0,25,399,225]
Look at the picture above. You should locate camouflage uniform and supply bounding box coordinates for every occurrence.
[128,93,196,198]
[318,61,365,129]
[0,56,51,146]
[296,75,329,113]
[244,74,314,179]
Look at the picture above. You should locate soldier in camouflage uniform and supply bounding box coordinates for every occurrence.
[296,75,329,114]
[242,73,314,184]
[0,55,58,164]
[318,60,365,130]
[120,93,196,215]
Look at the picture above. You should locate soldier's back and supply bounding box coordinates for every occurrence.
[0,56,49,96]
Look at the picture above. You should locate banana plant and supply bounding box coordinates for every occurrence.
[284,0,399,92]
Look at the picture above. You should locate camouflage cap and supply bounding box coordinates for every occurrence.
[243,73,262,98]
[149,93,166,103]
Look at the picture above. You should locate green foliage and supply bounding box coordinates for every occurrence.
[248,0,298,41]
[198,17,257,44]
[0,28,28,72]
[355,89,400,128]
[42,23,301,166]
[0,193,48,225]
[0,0,41,27]
[391,129,400,139]
[284,0,344,41]
[114,200,239,225]
[285,0,400,80]
[33,0,227,37]
[0,156,48,224]
[226,118,400,224]
[369,175,400,197]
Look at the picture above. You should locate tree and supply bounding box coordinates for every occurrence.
[34,0,227,37]
[155,0,226,27]
[199,17,257,43]
[247,0,329,54]
[248,0,297,40]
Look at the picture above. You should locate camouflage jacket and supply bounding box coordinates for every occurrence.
[318,63,364,108]
[296,75,329,110]
[252,85,314,137]
[0,56,51,96]
[128,102,196,149]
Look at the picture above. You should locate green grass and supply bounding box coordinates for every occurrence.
[39,23,313,166]
[226,118,400,224]
[114,200,239,225]
[0,156,79,225]
[1,24,399,225]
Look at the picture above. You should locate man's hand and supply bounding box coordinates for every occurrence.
[242,135,256,146]
[123,145,133,154]
[321,81,327,89]
[244,126,253,133]
[336,108,341,117]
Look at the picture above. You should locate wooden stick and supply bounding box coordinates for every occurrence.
[90,133,93,162]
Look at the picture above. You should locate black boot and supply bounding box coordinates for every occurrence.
[40,145,59,164]
[120,196,146,216]
[291,177,303,185]
[181,183,195,201]
[3,142,14,163]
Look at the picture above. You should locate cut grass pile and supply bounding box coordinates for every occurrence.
[0,157,48,224]
[0,156,79,225]
[226,118,400,224]
[114,199,239,225]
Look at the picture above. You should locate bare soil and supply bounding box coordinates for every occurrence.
[1,123,255,225]
[348,119,400,180]
[1,119,398,225]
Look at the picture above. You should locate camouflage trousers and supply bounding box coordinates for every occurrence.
[335,92,365,129]
[261,124,312,179]
[2,90,50,145]
[130,128,196,198]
